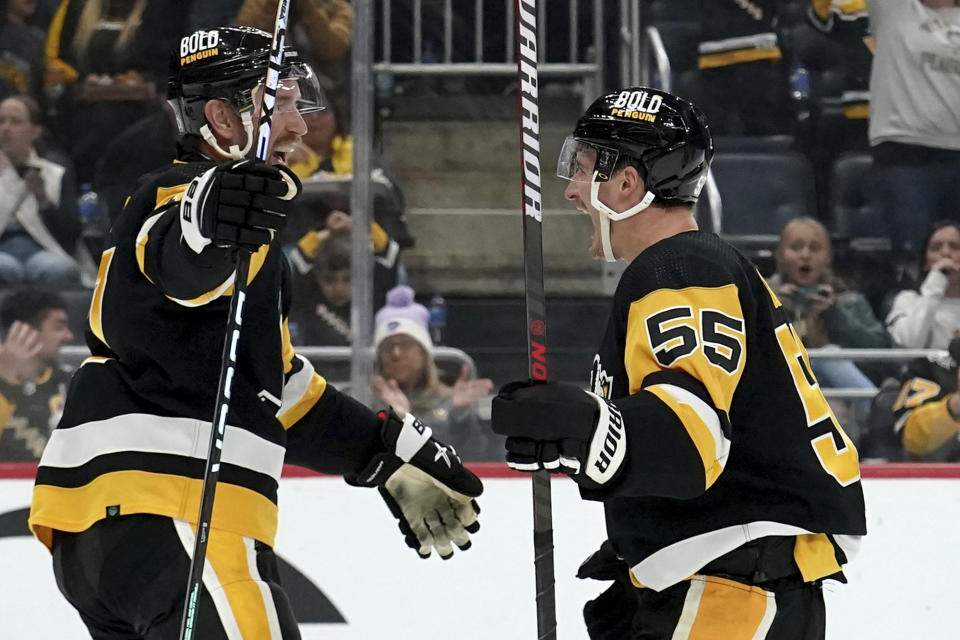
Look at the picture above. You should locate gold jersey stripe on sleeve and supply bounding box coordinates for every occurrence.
[281,319,296,374]
[88,247,116,348]
[698,46,782,70]
[646,384,730,490]
[166,244,272,308]
[154,183,189,210]
[279,368,327,429]
[30,470,279,551]
[793,533,843,582]
[626,285,746,413]
[134,211,165,283]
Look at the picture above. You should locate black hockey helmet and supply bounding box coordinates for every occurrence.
[167,26,324,140]
[557,87,714,206]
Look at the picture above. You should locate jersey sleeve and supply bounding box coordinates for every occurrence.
[808,0,870,35]
[277,317,384,474]
[125,177,270,306]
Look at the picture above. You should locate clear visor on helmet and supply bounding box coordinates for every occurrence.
[252,61,326,115]
[556,136,620,183]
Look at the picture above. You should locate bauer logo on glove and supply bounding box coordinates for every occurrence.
[491,381,626,489]
[348,408,483,559]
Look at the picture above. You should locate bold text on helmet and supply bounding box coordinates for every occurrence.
[180,30,220,58]
[612,90,663,115]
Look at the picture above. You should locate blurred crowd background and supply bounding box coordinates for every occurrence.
[2,0,960,464]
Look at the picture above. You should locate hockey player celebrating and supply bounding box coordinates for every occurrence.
[492,87,866,639]
[28,27,482,639]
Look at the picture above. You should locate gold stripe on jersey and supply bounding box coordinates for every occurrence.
[30,470,279,551]
[793,533,842,582]
[901,397,960,455]
[89,247,116,348]
[155,183,189,209]
[626,285,746,414]
[893,377,940,412]
[279,366,327,429]
[44,0,78,85]
[674,576,776,640]
[282,319,296,374]
[135,211,165,283]
[698,46,781,70]
[646,384,729,489]
[160,244,271,308]
[0,392,15,425]
[844,103,870,120]
[758,272,783,308]
[81,356,111,366]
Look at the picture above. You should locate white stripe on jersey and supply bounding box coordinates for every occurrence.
[277,354,315,419]
[40,413,285,482]
[647,382,731,467]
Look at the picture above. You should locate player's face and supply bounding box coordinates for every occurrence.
[564,169,628,261]
[249,80,309,165]
[378,335,427,389]
[779,222,831,287]
[0,98,40,163]
[34,309,72,365]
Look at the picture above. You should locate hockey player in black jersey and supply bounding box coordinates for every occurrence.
[492,87,866,639]
[28,27,482,639]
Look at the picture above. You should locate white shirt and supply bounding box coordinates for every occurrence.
[886,269,960,348]
[865,0,960,150]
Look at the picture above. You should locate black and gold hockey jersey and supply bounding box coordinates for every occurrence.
[587,231,866,591]
[808,0,873,120]
[698,0,782,70]
[29,159,382,550]
[888,354,960,461]
[0,366,70,461]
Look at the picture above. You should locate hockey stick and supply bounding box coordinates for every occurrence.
[178,2,291,638]
[516,2,557,638]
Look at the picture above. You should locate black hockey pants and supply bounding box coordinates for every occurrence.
[581,536,827,640]
[51,513,301,639]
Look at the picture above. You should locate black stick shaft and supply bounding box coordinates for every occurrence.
[178,2,291,638]
[516,1,556,638]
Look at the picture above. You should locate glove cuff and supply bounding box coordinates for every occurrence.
[582,391,626,487]
[345,409,432,488]
[180,166,217,254]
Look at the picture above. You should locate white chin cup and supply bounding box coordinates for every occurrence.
[590,172,656,262]
[200,110,255,161]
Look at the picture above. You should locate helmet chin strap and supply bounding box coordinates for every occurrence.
[590,171,656,262]
[199,110,256,160]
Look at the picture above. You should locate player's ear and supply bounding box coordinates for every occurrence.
[203,99,237,140]
[618,164,643,200]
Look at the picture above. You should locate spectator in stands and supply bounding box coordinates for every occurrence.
[862,336,960,462]
[285,81,415,250]
[818,0,960,255]
[770,217,890,435]
[0,288,72,461]
[0,0,45,102]
[0,94,88,287]
[695,0,790,135]
[886,220,960,349]
[236,0,353,83]
[372,285,497,460]
[44,0,185,182]
[288,209,400,345]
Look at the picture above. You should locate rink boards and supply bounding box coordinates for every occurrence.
[0,463,957,639]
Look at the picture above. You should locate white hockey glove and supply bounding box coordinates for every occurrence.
[348,408,483,559]
[491,381,626,490]
[180,159,300,254]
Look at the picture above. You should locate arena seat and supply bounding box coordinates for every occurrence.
[707,151,816,261]
[829,153,891,251]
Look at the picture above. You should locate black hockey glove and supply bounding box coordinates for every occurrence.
[491,381,626,490]
[180,159,301,254]
[348,408,483,559]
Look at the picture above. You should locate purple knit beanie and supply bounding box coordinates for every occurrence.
[374,285,433,354]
